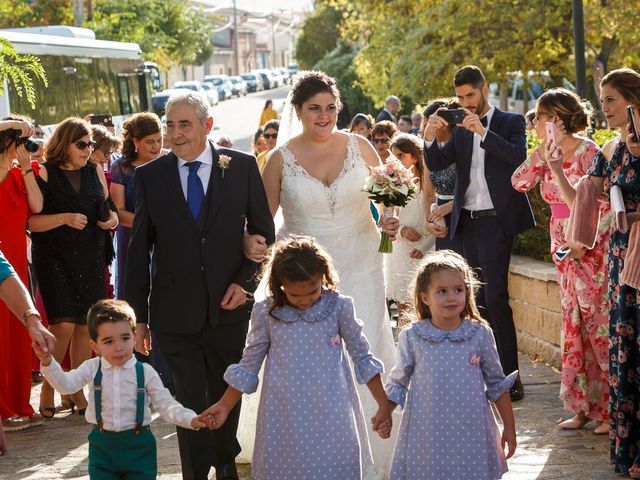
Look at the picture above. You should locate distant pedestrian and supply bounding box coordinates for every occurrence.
[34,299,206,479]
[397,115,413,133]
[200,237,390,480]
[259,100,278,127]
[376,95,400,123]
[381,250,517,479]
[349,113,374,140]
[256,119,279,173]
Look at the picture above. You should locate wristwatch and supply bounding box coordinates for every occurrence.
[22,308,41,326]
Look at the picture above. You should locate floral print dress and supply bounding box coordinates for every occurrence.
[512,139,610,421]
[588,140,640,474]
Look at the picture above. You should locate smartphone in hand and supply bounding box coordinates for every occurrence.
[545,122,560,159]
[437,108,466,125]
[627,105,639,143]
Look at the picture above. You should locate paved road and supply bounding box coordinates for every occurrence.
[2,354,614,479]
[211,85,290,153]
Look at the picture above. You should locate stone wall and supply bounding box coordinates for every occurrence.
[509,255,562,368]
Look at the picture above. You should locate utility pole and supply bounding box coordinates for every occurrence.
[572,0,586,98]
[271,15,276,68]
[232,0,240,75]
[73,0,84,26]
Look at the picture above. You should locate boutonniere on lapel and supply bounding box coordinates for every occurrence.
[218,154,232,179]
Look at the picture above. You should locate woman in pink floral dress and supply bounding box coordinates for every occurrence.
[511,88,610,434]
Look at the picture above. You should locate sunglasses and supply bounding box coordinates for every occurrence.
[74,140,96,150]
[263,133,278,140]
[372,138,390,145]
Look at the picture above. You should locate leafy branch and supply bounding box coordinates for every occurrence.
[0,37,48,109]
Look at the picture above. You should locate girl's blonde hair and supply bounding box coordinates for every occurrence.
[412,250,486,325]
[262,237,339,314]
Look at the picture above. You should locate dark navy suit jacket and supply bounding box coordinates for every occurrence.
[424,108,535,238]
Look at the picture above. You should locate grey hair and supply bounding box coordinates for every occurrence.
[385,95,400,105]
[166,91,211,123]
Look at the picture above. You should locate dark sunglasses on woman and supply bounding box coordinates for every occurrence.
[74,140,96,150]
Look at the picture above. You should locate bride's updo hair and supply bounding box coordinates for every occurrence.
[535,88,593,134]
[290,71,343,111]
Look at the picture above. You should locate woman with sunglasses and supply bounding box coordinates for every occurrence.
[256,119,279,172]
[370,120,397,161]
[28,117,118,418]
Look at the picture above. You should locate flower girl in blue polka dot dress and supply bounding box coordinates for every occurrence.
[201,237,393,480]
[379,250,517,480]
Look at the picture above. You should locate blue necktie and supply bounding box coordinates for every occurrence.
[186,161,204,220]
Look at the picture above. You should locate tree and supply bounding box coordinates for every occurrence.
[295,2,342,70]
[0,0,73,28]
[0,37,48,109]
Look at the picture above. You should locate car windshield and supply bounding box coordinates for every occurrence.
[175,84,196,91]
[242,75,254,80]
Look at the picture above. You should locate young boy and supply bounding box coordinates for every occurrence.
[34,299,205,479]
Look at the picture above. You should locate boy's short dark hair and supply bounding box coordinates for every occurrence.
[87,299,137,342]
[453,65,486,89]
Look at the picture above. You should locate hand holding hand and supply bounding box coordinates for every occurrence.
[31,340,52,366]
[221,283,247,310]
[134,324,151,356]
[429,202,452,222]
[460,108,486,136]
[501,427,517,459]
[27,317,55,357]
[243,233,267,263]
[199,402,230,430]
[65,213,88,230]
[423,110,449,142]
[400,226,422,242]
[190,416,207,430]
[371,403,393,439]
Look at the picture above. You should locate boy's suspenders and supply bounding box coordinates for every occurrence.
[94,360,146,434]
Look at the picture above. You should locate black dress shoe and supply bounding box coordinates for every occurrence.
[215,463,239,480]
[510,378,524,402]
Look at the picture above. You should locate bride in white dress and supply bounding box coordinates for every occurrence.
[238,71,398,478]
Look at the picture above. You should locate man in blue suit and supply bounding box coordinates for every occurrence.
[423,65,534,401]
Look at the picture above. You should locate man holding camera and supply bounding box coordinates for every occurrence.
[423,65,534,401]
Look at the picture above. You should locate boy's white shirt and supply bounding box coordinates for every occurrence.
[41,356,197,432]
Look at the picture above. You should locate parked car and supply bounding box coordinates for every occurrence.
[204,75,232,100]
[201,82,220,105]
[287,63,299,76]
[151,88,186,117]
[241,73,262,93]
[278,67,291,85]
[270,69,285,88]
[229,76,247,96]
[253,70,272,90]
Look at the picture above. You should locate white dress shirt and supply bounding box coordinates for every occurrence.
[41,356,197,432]
[463,105,495,210]
[177,144,213,200]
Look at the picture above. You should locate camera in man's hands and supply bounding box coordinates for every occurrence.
[437,108,466,125]
[15,135,41,153]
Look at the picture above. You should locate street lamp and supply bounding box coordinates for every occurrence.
[572,0,586,98]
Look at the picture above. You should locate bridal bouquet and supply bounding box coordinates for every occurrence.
[363,157,418,253]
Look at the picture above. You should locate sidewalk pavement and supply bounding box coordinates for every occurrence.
[0,354,614,479]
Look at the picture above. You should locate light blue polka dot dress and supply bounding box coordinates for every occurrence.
[385,319,517,480]
[224,290,383,480]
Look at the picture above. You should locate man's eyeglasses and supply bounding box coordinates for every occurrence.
[372,137,390,145]
[74,140,95,150]
[263,133,278,140]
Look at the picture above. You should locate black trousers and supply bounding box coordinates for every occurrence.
[156,320,249,480]
[458,214,518,375]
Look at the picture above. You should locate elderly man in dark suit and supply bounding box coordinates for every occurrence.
[125,91,275,480]
[375,95,400,123]
[423,65,534,401]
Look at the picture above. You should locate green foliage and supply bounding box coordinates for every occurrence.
[87,0,214,70]
[0,37,47,109]
[295,2,342,70]
[0,0,73,28]
[591,128,618,147]
[314,42,369,115]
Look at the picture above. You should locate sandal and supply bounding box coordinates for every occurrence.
[593,421,608,435]
[38,407,56,419]
[558,415,592,430]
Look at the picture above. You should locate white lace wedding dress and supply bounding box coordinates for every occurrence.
[237,133,398,479]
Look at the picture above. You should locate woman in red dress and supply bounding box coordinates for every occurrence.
[0,117,43,430]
